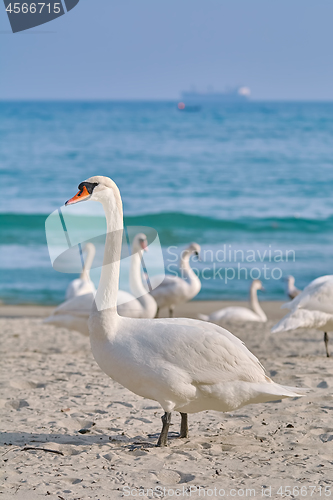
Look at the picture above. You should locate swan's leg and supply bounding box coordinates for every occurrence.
[156,412,171,447]
[169,306,174,318]
[179,412,188,438]
[324,332,330,357]
[155,307,160,318]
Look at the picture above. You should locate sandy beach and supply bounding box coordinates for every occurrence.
[1,301,332,499]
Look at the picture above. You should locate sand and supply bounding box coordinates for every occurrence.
[1,301,333,499]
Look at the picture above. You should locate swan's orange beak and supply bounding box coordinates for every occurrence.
[65,185,90,205]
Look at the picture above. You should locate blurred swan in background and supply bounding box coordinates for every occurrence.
[127,232,157,318]
[272,274,333,357]
[44,233,157,334]
[149,242,201,317]
[65,242,96,300]
[198,280,267,324]
[285,275,301,300]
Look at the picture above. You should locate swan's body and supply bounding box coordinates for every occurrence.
[44,234,157,334]
[149,243,201,317]
[63,175,305,446]
[65,242,97,300]
[285,275,301,300]
[272,274,333,357]
[198,280,267,324]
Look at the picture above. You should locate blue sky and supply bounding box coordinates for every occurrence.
[1,0,333,100]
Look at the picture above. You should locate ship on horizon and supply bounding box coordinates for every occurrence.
[181,86,251,104]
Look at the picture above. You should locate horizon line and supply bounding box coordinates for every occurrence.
[2,97,333,103]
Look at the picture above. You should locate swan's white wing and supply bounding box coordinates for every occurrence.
[271,308,333,333]
[282,276,333,314]
[306,275,333,288]
[122,316,265,377]
[183,317,263,368]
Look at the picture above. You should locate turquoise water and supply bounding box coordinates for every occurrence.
[1,101,333,304]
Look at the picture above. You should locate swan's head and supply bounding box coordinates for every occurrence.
[187,242,201,259]
[252,279,264,292]
[84,242,95,254]
[132,233,148,254]
[65,176,122,213]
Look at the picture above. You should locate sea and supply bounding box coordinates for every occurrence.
[1,100,333,305]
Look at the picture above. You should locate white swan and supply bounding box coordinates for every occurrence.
[198,280,267,324]
[285,275,301,300]
[65,242,97,300]
[63,175,305,446]
[272,275,333,357]
[44,233,157,334]
[149,242,201,317]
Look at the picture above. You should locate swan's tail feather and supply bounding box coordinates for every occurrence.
[274,384,309,397]
[232,381,309,408]
[250,382,309,403]
[198,314,209,321]
[271,314,296,333]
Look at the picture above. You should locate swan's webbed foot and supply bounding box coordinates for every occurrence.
[156,412,171,447]
[155,307,160,318]
[169,306,174,318]
[324,332,330,357]
[179,412,189,438]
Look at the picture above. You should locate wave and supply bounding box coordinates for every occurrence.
[125,212,333,234]
[2,212,333,246]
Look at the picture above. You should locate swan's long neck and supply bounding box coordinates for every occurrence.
[130,251,156,315]
[249,286,267,321]
[287,279,296,295]
[130,252,146,298]
[179,250,196,281]
[80,246,95,281]
[94,194,123,313]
